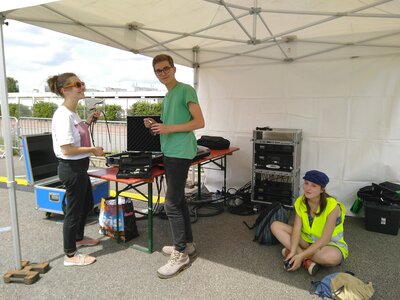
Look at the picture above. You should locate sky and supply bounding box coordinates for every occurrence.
[2,20,194,93]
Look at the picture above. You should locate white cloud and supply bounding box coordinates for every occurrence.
[3,21,193,92]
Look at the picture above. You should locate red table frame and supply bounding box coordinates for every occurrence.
[89,147,239,253]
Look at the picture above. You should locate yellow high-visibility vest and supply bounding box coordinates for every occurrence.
[294,196,348,259]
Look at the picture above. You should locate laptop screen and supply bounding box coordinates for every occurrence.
[127,115,162,152]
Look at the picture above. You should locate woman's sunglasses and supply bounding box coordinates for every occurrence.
[63,81,85,89]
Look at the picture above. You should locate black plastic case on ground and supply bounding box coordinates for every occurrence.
[364,200,400,235]
[357,182,400,235]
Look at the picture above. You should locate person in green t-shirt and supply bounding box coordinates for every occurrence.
[144,54,205,279]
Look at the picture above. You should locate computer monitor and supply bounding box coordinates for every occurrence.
[127,115,162,152]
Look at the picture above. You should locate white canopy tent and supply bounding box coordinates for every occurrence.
[1,0,400,269]
[3,0,400,67]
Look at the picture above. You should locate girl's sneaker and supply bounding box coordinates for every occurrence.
[281,248,290,258]
[303,258,319,275]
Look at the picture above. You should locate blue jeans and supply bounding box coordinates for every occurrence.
[58,157,94,254]
[163,156,193,252]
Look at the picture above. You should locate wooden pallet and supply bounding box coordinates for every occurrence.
[3,261,50,285]
[21,260,50,274]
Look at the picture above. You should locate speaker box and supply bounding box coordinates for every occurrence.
[255,143,293,155]
[127,115,161,152]
[254,180,292,197]
[254,153,294,171]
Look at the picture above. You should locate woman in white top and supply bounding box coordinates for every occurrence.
[47,72,104,267]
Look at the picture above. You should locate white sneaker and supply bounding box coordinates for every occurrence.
[157,250,190,279]
[64,251,96,267]
[162,242,197,258]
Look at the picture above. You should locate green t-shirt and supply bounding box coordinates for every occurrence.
[160,82,199,159]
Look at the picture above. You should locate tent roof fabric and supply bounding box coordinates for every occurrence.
[2,0,400,67]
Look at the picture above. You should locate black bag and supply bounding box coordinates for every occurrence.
[98,197,139,242]
[376,182,400,204]
[197,135,230,150]
[357,182,400,206]
[244,202,291,245]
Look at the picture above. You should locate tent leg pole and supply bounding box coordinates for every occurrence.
[0,18,22,271]
[192,46,199,91]
[192,46,200,186]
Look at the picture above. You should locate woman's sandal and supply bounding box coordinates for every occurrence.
[76,238,100,247]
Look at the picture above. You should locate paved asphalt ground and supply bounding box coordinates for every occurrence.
[0,156,399,299]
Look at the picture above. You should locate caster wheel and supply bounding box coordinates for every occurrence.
[93,207,100,215]
[45,212,52,219]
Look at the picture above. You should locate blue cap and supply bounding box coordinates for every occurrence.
[303,170,329,187]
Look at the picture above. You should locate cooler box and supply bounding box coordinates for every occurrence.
[22,133,109,217]
[364,200,400,235]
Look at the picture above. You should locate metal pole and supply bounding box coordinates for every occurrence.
[192,45,199,90]
[0,17,22,270]
[192,46,200,185]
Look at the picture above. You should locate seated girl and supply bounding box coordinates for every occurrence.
[270,170,348,275]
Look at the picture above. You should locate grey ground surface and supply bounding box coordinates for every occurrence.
[1,156,399,300]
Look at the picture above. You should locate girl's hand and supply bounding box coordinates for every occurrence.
[287,250,296,260]
[92,146,104,156]
[88,111,100,124]
[287,254,304,272]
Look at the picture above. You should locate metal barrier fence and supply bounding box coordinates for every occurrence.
[1,117,127,154]
[0,116,20,158]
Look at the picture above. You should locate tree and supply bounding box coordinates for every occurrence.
[128,101,161,116]
[32,101,58,118]
[77,103,87,119]
[7,77,19,92]
[100,104,124,121]
[8,103,32,118]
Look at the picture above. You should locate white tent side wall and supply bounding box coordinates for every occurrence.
[199,54,400,213]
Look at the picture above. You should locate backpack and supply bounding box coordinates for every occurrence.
[244,202,291,245]
[310,271,374,300]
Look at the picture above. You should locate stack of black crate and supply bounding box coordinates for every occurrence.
[251,128,302,206]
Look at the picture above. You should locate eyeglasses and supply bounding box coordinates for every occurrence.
[154,66,172,76]
[63,81,85,89]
